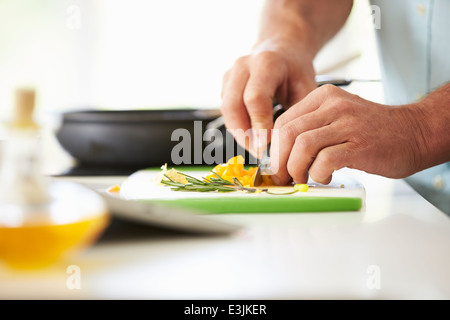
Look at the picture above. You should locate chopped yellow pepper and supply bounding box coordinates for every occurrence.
[108,185,121,193]
[206,155,273,187]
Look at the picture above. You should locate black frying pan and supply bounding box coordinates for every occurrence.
[55,108,253,175]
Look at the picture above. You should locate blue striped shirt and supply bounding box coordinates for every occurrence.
[370,0,449,214]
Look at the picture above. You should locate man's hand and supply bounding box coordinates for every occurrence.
[220,0,353,157]
[270,84,435,185]
[220,41,317,156]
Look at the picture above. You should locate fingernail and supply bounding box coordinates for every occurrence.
[252,129,268,159]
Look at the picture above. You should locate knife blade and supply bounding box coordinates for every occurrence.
[252,144,271,187]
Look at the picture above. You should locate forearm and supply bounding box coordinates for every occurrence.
[256,0,354,57]
[409,84,450,171]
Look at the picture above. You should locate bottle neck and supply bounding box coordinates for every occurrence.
[0,127,50,205]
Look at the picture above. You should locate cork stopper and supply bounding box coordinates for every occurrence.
[11,88,39,129]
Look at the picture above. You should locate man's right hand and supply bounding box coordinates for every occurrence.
[220,39,317,157]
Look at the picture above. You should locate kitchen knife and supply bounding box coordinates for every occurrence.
[252,144,271,187]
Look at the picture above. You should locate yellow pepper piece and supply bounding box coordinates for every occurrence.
[294,184,309,192]
[108,185,121,193]
[227,155,245,166]
[207,156,277,188]
[211,163,227,176]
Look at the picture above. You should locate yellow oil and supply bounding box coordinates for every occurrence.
[0,213,109,270]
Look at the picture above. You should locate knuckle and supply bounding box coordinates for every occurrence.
[286,158,304,183]
[332,97,349,110]
[318,149,335,168]
[318,84,340,97]
[323,97,350,116]
[253,50,280,65]
[250,51,286,74]
[294,133,312,153]
[233,55,249,69]
[273,113,288,131]
[279,121,298,142]
[243,90,266,109]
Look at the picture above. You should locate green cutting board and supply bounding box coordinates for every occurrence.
[118,167,364,214]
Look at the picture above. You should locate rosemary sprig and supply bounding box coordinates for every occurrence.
[160,169,308,195]
[160,171,266,193]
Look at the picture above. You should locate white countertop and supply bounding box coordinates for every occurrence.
[1,168,450,300]
[1,80,449,300]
